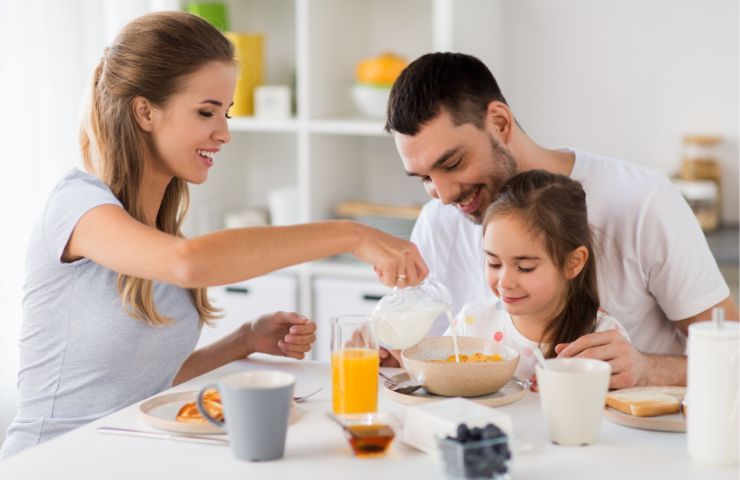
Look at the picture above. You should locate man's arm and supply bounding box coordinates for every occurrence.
[555,295,738,389]
[563,178,737,389]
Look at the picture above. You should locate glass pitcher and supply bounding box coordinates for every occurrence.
[371,277,452,350]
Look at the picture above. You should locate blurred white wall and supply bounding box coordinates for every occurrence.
[499,0,738,223]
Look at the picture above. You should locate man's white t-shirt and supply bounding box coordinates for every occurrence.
[445,302,630,380]
[412,149,728,355]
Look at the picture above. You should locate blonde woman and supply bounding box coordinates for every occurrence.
[1,12,428,458]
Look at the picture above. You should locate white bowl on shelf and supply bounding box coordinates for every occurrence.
[351,84,391,118]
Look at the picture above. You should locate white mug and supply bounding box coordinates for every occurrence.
[536,358,611,446]
[687,321,739,466]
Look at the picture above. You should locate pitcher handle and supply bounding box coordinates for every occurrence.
[196,384,225,427]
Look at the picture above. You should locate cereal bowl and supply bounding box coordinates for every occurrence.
[401,337,519,397]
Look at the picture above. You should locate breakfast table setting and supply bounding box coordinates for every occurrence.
[2,279,738,479]
[0,351,736,480]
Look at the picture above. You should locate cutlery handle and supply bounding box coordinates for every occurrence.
[96,426,228,446]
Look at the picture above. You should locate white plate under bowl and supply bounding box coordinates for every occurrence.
[382,373,527,408]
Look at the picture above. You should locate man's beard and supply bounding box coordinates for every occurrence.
[461,135,518,225]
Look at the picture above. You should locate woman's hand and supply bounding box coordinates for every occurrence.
[244,311,317,360]
[351,224,429,287]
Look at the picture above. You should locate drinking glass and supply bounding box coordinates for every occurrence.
[331,315,379,415]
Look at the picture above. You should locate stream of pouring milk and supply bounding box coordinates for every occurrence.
[446,309,460,362]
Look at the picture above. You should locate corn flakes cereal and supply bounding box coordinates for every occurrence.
[434,353,503,363]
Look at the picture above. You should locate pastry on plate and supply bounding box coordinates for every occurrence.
[176,389,223,423]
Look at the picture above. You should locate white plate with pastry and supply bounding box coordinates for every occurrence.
[139,390,224,435]
[603,386,686,432]
[139,389,302,435]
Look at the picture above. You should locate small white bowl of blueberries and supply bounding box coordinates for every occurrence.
[438,422,511,479]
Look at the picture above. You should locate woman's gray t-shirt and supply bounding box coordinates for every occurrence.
[1,168,201,458]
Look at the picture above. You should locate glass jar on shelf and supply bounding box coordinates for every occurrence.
[682,135,722,181]
[680,134,723,231]
[671,179,720,232]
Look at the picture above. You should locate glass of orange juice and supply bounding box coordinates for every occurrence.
[331,315,379,415]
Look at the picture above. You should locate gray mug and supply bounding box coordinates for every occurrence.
[197,370,295,461]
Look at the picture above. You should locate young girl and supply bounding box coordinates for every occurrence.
[450,170,629,385]
[1,12,427,458]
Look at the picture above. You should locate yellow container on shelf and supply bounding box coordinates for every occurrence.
[225,33,264,116]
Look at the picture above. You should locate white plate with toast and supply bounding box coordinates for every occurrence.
[603,386,686,433]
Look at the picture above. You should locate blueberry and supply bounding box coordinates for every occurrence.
[457,423,469,441]
[470,427,482,441]
[482,423,504,440]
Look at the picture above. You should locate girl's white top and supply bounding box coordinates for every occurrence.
[445,301,630,380]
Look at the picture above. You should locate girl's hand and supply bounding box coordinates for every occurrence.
[352,225,429,287]
[347,329,402,367]
[245,312,317,360]
[379,347,402,367]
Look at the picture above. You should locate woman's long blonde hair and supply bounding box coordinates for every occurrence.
[80,12,235,326]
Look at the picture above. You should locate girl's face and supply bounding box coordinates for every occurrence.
[147,60,237,184]
[483,214,567,322]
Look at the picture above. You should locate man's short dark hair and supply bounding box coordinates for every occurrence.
[385,52,508,135]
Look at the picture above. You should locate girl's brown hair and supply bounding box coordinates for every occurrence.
[482,170,599,358]
[80,11,235,326]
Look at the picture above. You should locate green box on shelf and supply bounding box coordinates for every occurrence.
[185,2,229,32]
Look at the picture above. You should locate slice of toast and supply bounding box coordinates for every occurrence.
[606,390,681,417]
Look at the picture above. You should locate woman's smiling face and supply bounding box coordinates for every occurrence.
[147,60,237,184]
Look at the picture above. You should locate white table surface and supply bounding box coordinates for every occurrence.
[0,355,737,480]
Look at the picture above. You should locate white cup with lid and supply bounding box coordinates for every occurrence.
[686,316,739,466]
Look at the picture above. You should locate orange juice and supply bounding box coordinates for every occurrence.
[332,348,379,414]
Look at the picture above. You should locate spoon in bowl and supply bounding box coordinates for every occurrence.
[379,371,423,395]
[532,347,547,370]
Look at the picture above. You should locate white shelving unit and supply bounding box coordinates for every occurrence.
[186,0,503,358]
